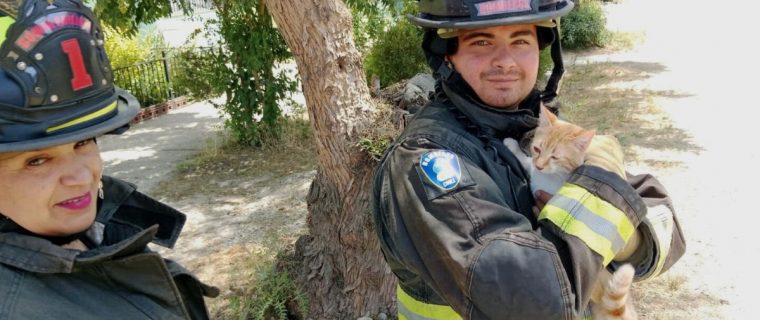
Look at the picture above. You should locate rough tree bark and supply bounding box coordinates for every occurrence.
[263,0,396,319]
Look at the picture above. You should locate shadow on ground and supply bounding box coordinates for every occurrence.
[559,60,702,168]
[146,128,317,316]
[99,110,223,193]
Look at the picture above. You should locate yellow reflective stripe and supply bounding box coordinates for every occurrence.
[397,286,462,320]
[548,193,627,252]
[46,101,118,133]
[557,184,635,243]
[541,204,617,265]
[539,184,635,265]
[0,16,14,45]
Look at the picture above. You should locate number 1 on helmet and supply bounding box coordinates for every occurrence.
[60,38,93,91]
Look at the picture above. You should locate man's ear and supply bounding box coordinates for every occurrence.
[444,56,454,69]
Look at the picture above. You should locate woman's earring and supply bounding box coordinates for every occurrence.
[98,180,104,199]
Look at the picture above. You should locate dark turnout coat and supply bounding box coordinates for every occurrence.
[0,176,218,319]
[372,84,686,319]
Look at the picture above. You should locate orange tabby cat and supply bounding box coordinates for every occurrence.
[504,105,637,320]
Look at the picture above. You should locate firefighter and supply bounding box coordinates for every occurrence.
[372,0,686,318]
[0,1,216,318]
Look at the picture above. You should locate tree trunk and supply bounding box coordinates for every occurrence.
[263,1,396,319]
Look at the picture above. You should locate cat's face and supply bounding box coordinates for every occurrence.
[531,105,595,174]
[530,134,586,174]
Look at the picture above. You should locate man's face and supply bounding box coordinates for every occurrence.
[448,24,540,109]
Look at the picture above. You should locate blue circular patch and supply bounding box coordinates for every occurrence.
[420,150,462,191]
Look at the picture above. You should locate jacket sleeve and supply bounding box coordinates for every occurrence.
[383,137,647,319]
[164,258,220,320]
[607,172,686,280]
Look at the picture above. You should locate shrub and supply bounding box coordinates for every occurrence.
[203,0,298,147]
[538,47,553,83]
[104,26,166,69]
[171,47,225,100]
[363,19,428,88]
[222,248,308,320]
[561,0,609,49]
[350,5,392,56]
[106,26,175,107]
[349,0,414,56]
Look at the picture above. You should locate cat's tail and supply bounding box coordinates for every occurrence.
[595,263,638,320]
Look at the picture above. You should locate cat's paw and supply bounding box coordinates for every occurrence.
[503,138,520,153]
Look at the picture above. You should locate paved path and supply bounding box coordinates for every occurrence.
[98,98,225,194]
[589,1,760,318]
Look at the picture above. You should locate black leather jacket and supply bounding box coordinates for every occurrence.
[372,83,685,319]
[0,176,218,320]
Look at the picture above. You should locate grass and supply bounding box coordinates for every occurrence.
[152,117,316,319]
[557,60,702,167]
[633,274,728,320]
[215,239,307,320]
[606,31,646,51]
[153,118,317,201]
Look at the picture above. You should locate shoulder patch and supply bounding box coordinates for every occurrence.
[415,150,475,200]
[420,150,462,190]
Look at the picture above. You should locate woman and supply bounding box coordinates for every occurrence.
[0,0,217,319]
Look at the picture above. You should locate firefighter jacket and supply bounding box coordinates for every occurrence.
[0,176,218,319]
[0,12,12,44]
[372,83,686,319]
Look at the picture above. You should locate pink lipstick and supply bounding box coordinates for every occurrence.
[56,192,92,210]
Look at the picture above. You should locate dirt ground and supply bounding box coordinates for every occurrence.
[138,0,760,319]
[145,132,317,317]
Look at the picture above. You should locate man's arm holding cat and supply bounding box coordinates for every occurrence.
[535,147,686,279]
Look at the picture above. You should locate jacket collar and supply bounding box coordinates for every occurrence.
[0,225,158,274]
[441,81,540,140]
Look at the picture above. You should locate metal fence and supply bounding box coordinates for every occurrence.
[113,47,217,108]
[113,51,179,108]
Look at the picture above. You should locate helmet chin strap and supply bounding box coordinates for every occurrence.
[541,25,564,105]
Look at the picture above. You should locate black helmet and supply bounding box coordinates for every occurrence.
[409,0,573,29]
[0,0,139,153]
[410,0,575,104]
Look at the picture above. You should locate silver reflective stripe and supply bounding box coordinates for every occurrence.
[643,204,674,278]
[550,193,626,253]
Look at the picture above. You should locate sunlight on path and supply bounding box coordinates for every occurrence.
[596,0,760,318]
[99,98,225,193]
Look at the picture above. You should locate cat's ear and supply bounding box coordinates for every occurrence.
[574,129,596,151]
[538,104,558,127]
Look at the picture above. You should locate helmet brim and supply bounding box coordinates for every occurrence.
[408,2,574,30]
[0,87,140,153]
